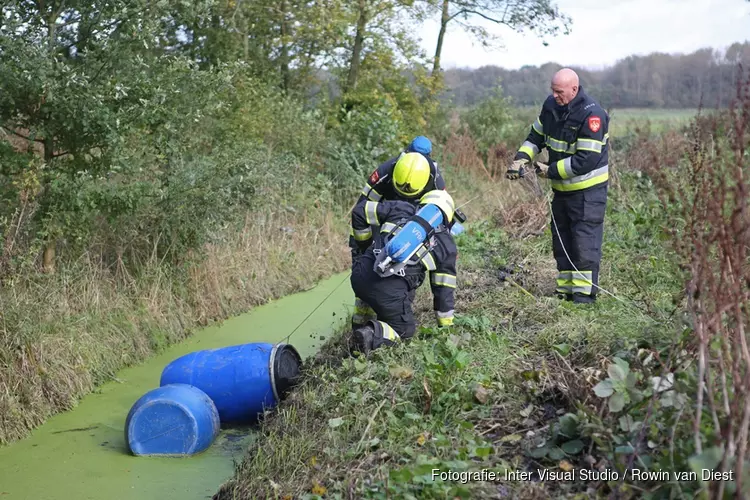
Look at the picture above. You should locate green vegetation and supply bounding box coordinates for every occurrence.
[214,89,750,498]
[2,2,749,499]
[0,0,571,445]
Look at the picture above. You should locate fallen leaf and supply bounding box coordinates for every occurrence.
[520,404,534,417]
[474,385,490,404]
[559,460,574,472]
[311,480,327,496]
[416,432,429,446]
[500,433,523,443]
[389,365,414,379]
[328,417,344,428]
[309,456,317,466]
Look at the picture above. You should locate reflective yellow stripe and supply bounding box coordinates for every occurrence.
[353,298,376,324]
[571,271,593,295]
[420,251,436,271]
[362,184,382,202]
[380,222,398,233]
[531,117,543,135]
[365,201,379,225]
[550,165,609,192]
[556,271,572,294]
[436,310,454,326]
[376,321,400,341]
[430,273,457,288]
[555,157,574,180]
[546,136,576,154]
[519,140,539,159]
[353,227,372,241]
[576,139,603,153]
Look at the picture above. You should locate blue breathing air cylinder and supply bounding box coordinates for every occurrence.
[385,203,444,263]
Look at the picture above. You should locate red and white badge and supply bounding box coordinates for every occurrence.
[369,170,379,184]
[588,116,601,133]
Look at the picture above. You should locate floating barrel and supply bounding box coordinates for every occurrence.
[159,342,302,424]
[125,383,220,457]
[451,222,465,236]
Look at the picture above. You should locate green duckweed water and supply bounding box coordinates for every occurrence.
[0,272,352,500]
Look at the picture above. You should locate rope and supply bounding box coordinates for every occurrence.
[503,173,646,312]
[277,271,352,346]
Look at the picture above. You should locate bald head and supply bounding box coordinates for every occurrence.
[551,68,579,106]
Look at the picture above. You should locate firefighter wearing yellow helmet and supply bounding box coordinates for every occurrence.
[349,137,447,332]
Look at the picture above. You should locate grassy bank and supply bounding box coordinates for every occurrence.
[214,102,750,499]
[213,169,683,499]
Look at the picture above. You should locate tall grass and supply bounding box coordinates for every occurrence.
[631,73,750,497]
[0,173,351,445]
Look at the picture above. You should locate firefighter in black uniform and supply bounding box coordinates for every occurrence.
[349,189,458,354]
[507,68,609,304]
[349,143,446,331]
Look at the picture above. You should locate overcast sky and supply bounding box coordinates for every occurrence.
[417,0,750,70]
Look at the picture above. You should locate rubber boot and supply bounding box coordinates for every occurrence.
[352,324,375,356]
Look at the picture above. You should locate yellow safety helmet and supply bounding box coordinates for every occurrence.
[419,189,455,224]
[392,152,431,198]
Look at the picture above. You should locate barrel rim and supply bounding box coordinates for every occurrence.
[127,397,200,456]
[269,343,302,403]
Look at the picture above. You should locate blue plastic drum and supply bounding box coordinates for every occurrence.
[159,342,302,424]
[125,383,220,457]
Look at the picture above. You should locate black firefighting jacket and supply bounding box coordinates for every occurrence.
[515,86,610,193]
[351,198,456,317]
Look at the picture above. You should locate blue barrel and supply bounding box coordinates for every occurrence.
[159,342,302,424]
[451,222,465,236]
[125,384,220,457]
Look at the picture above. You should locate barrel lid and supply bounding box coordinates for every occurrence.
[271,344,302,402]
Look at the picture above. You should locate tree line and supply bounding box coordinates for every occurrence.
[442,42,750,108]
[0,0,568,274]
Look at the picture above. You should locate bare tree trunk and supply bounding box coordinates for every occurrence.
[279,0,291,91]
[432,0,450,76]
[345,0,367,93]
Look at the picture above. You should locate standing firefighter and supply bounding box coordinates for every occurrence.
[350,144,445,330]
[349,189,458,354]
[507,68,609,304]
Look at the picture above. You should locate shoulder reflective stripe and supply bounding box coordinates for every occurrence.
[364,201,380,225]
[555,157,574,179]
[353,227,372,241]
[361,184,383,202]
[550,165,609,192]
[532,117,543,135]
[430,273,457,288]
[519,140,539,158]
[576,139,603,153]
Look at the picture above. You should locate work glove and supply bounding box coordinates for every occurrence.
[506,159,528,180]
[534,161,549,178]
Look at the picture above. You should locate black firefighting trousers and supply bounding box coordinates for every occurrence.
[550,184,607,303]
[350,251,420,340]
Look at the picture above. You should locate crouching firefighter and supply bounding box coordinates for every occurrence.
[349,190,458,355]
